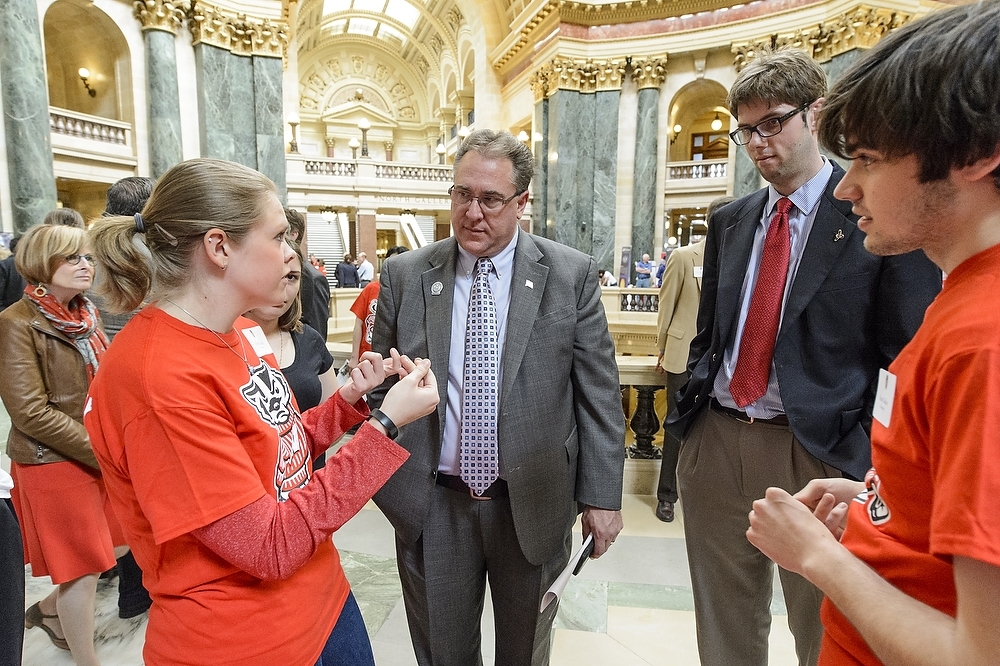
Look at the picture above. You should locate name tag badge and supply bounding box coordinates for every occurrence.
[242,325,273,358]
[873,368,896,428]
[693,266,704,278]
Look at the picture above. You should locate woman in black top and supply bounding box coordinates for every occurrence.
[245,243,337,467]
[334,253,360,288]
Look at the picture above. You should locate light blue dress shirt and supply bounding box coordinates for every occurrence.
[438,230,519,474]
[713,158,834,418]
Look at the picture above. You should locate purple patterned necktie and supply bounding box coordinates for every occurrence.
[460,258,499,495]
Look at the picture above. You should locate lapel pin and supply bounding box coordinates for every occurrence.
[431,281,443,295]
[525,279,534,289]
[834,229,845,242]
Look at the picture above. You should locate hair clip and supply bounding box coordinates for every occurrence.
[153,223,178,247]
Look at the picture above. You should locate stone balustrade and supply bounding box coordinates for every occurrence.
[667,159,727,180]
[49,108,130,146]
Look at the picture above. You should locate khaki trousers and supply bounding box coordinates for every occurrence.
[678,406,841,666]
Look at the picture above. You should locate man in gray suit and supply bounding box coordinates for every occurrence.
[370,129,625,666]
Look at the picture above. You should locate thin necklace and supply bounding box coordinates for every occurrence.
[164,299,250,367]
[278,330,285,367]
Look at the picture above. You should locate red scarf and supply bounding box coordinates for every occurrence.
[24,285,109,381]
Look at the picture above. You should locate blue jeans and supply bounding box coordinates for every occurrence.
[635,276,651,288]
[314,591,374,666]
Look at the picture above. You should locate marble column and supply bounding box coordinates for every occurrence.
[230,55,257,169]
[135,0,184,178]
[253,55,285,200]
[732,147,760,199]
[629,57,667,277]
[576,92,596,255]
[546,89,579,250]
[530,88,549,238]
[0,0,57,233]
[591,89,620,270]
[144,30,183,177]
[195,43,236,162]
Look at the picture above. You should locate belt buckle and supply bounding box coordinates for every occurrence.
[469,488,492,501]
[736,413,755,425]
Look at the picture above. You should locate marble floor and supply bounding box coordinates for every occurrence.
[15,492,800,666]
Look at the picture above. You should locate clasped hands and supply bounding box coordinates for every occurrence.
[339,349,439,428]
[746,477,866,578]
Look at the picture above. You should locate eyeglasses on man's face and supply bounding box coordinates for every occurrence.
[729,102,811,146]
[64,254,94,266]
[448,186,522,212]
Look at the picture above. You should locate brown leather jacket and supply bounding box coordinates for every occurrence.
[0,296,100,469]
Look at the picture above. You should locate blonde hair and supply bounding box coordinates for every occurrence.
[15,224,87,285]
[89,158,277,312]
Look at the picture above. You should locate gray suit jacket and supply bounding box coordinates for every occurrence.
[370,232,625,566]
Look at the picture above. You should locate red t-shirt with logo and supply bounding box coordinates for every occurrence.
[820,244,1000,665]
[85,308,357,665]
[350,282,380,358]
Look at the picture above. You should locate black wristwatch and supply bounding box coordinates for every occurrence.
[369,408,399,440]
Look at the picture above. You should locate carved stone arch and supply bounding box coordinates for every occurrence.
[666,78,731,161]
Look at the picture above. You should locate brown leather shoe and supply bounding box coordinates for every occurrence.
[24,602,70,650]
[655,500,675,523]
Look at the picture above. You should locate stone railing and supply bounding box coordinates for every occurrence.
[49,108,130,146]
[304,160,356,177]
[620,291,658,313]
[374,163,452,182]
[618,355,667,460]
[667,159,727,180]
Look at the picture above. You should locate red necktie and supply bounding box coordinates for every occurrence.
[729,197,793,408]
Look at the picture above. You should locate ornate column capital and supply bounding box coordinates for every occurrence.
[733,3,912,70]
[531,57,627,99]
[629,56,668,90]
[187,1,288,58]
[133,0,185,34]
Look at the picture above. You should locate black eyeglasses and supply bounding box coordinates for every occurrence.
[448,186,522,212]
[64,254,94,265]
[729,102,811,146]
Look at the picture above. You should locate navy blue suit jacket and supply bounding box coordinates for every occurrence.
[666,165,941,480]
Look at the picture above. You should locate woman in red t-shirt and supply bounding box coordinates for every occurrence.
[84,158,439,666]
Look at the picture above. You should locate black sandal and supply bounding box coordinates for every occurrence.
[24,602,70,650]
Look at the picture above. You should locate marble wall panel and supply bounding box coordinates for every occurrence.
[0,0,57,233]
[732,148,761,199]
[532,100,548,237]
[253,55,285,201]
[195,44,235,161]
[547,90,581,249]
[145,29,182,178]
[576,93,596,255]
[592,90,620,271]
[630,88,659,272]
[229,55,257,169]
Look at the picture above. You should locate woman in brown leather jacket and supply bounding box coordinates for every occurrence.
[0,224,118,666]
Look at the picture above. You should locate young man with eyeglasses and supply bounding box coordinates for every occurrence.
[747,4,1000,664]
[369,129,625,665]
[665,47,941,666]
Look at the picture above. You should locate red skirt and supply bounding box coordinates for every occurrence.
[10,460,123,584]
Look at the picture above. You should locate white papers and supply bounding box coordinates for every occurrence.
[540,534,594,613]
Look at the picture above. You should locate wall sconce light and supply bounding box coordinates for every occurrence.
[357,117,371,157]
[457,126,471,140]
[349,137,360,160]
[78,68,96,97]
[517,130,529,143]
[320,207,337,223]
[287,112,300,154]
[436,142,446,165]
[711,113,723,132]
[671,123,682,144]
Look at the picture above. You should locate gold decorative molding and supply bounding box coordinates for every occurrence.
[629,56,668,89]
[187,1,288,58]
[733,4,913,70]
[530,57,627,100]
[133,0,186,34]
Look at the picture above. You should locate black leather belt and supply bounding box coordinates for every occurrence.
[710,398,789,426]
[436,473,509,500]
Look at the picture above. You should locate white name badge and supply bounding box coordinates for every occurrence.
[242,325,273,359]
[693,266,704,278]
[873,368,896,428]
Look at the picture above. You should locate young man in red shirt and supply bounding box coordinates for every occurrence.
[747,3,1000,664]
